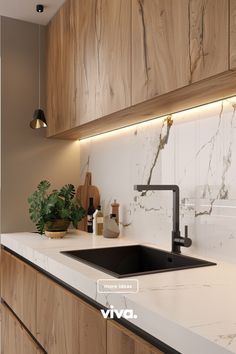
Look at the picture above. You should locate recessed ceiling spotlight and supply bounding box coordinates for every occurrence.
[36,4,44,13]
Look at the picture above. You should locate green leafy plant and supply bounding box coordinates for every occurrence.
[28,180,85,234]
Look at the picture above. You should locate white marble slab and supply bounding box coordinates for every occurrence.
[2,232,236,354]
[80,97,236,264]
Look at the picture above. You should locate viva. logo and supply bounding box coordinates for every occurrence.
[101,305,138,319]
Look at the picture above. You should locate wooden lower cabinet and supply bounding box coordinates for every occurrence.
[1,249,167,354]
[1,249,37,335]
[107,321,164,354]
[36,272,106,354]
[1,303,44,354]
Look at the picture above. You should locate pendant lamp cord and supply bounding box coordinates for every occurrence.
[38,24,41,108]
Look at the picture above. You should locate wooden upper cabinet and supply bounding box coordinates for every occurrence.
[230,0,236,69]
[36,272,106,354]
[107,321,164,354]
[189,0,228,81]
[1,249,37,336]
[46,0,231,138]
[74,0,96,125]
[132,0,229,105]
[46,0,77,136]
[77,0,131,125]
[132,0,190,103]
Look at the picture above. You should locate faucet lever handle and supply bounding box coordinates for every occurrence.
[185,225,188,238]
[183,225,192,247]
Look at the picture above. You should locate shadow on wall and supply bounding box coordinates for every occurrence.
[2,134,80,233]
[1,17,80,232]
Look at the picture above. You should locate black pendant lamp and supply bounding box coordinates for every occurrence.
[30,13,47,129]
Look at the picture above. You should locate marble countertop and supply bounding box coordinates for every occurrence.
[1,231,236,354]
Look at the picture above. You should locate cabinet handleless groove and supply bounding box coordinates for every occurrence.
[1,303,45,354]
[51,70,236,140]
[1,248,37,336]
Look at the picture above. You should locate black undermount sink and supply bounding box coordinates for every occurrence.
[61,245,216,278]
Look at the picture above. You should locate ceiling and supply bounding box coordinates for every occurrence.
[0,0,65,25]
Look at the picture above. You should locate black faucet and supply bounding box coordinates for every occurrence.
[134,185,192,253]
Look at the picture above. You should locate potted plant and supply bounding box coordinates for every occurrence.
[28,180,85,238]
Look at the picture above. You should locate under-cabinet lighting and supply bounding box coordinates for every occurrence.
[79,95,236,143]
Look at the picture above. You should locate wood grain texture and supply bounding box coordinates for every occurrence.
[230,0,236,69]
[46,0,77,136]
[132,0,190,104]
[132,0,229,105]
[1,249,37,336]
[1,304,44,354]
[77,0,131,124]
[46,0,230,138]
[78,299,106,354]
[76,172,100,231]
[75,0,98,125]
[51,70,236,140]
[189,0,228,82]
[107,321,163,354]
[36,272,106,354]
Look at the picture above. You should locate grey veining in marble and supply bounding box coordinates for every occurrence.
[80,97,236,262]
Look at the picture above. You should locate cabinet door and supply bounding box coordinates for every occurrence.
[36,272,106,354]
[1,249,37,335]
[46,0,77,136]
[132,0,190,103]
[1,304,44,354]
[189,0,228,81]
[77,0,131,125]
[132,0,228,105]
[230,0,236,69]
[107,321,164,354]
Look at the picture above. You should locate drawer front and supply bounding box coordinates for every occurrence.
[36,272,106,354]
[1,249,37,335]
[107,321,164,354]
[1,303,44,354]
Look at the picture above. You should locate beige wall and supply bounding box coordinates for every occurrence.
[1,17,80,233]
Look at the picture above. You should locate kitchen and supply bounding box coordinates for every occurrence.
[1,1,236,353]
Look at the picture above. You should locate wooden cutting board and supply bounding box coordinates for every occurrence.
[76,172,100,231]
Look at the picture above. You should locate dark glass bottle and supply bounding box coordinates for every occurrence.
[87,197,95,233]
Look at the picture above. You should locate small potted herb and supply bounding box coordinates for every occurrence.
[28,180,85,238]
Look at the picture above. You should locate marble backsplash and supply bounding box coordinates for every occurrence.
[80,97,236,263]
